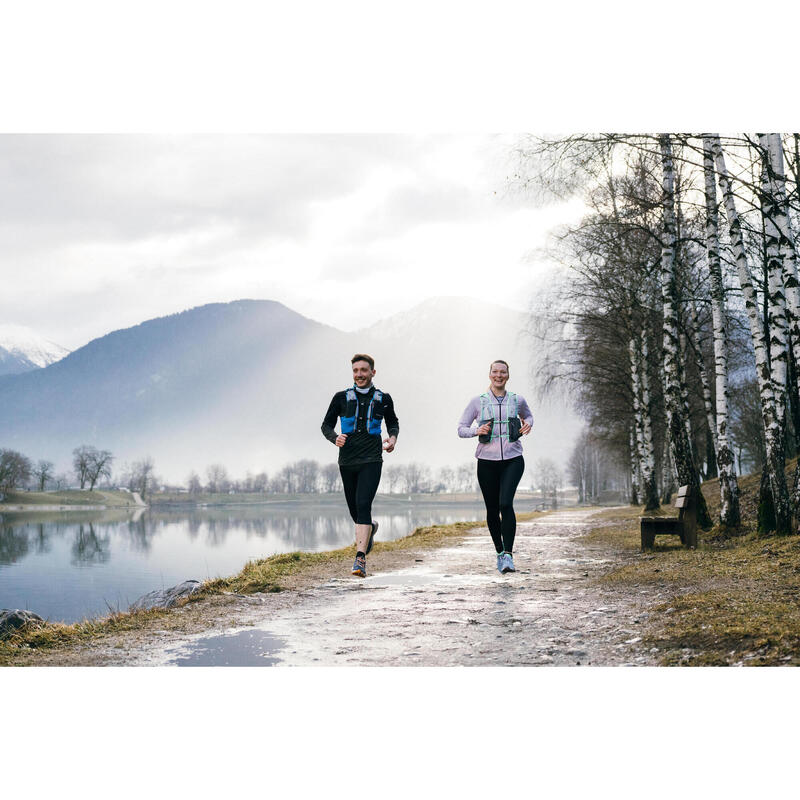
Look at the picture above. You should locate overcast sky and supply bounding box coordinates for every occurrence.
[0,134,582,350]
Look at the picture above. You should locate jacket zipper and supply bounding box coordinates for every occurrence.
[498,395,504,460]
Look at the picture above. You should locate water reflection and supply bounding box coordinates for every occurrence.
[34,523,51,555]
[71,523,111,566]
[169,629,287,667]
[0,498,488,623]
[0,524,30,564]
[124,512,151,553]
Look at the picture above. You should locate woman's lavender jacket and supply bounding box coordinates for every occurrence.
[457,392,533,461]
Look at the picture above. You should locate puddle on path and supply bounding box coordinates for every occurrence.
[168,629,287,666]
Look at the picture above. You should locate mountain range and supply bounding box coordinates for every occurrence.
[0,298,582,482]
[0,324,70,376]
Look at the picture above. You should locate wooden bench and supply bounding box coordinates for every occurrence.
[640,484,698,550]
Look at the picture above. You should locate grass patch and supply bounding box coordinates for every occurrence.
[198,519,483,595]
[0,489,139,507]
[582,467,800,666]
[0,605,180,661]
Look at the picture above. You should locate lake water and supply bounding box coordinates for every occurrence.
[0,496,497,624]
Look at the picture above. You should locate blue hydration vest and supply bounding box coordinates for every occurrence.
[340,386,384,435]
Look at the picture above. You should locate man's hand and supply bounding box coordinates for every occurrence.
[520,421,532,436]
[383,436,397,453]
[335,434,348,447]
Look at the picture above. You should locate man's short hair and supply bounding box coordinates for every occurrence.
[351,353,375,369]
[490,359,509,371]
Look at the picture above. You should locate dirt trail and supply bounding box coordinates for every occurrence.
[113,508,660,666]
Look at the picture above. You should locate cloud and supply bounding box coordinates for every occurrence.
[0,134,425,249]
[0,133,571,348]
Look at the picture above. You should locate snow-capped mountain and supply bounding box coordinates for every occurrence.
[0,324,70,376]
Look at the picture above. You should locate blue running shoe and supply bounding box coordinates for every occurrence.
[366,521,379,555]
[352,554,366,577]
[503,553,516,573]
[496,552,505,573]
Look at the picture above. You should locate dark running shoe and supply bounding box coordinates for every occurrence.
[366,521,379,555]
[352,554,366,577]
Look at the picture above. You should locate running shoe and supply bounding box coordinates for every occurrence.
[496,552,505,574]
[366,521,379,555]
[503,553,516,573]
[352,554,366,577]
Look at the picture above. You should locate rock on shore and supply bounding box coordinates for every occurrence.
[130,580,202,611]
[0,609,45,639]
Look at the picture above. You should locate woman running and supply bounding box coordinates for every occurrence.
[457,360,533,574]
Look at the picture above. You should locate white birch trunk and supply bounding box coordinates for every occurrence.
[678,332,695,463]
[628,425,639,506]
[765,133,800,510]
[638,330,659,510]
[758,134,793,532]
[629,338,645,465]
[766,134,800,338]
[659,135,692,475]
[713,135,791,533]
[759,134,791,417]
[630,336,658,510]
[702,135,740,527]
[660,134,711,528]
[687,302,718,463]
[661,437,677,503]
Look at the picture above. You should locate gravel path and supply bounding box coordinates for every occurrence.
[125,508,660,666]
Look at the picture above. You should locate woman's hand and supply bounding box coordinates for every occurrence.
[476,422,492,436]
[520,421,532,436]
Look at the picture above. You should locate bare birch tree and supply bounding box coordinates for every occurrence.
[712,135,791,533]
[659,134,712,527]
[702,135,740,526]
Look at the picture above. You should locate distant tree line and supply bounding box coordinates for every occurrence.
[567,429,630,505]
[182,460,484,496]
[0,444,147,498]
[533,457,564,508]
[0,446,555,501]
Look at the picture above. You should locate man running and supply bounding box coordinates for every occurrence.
[321,353,399,577]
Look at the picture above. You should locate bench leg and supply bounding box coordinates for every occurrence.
[686,527,697,548]
[641,527,656,550]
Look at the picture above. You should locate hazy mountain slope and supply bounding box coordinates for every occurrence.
[0,300,351,476]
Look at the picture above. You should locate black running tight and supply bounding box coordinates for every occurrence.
[477,456,524,554]
[339,461,382,525]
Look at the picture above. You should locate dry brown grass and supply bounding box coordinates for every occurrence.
[582,464,800,666]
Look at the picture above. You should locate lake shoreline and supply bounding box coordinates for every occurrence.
[0,488,146,512]
[0,503,141,512]
[1,489,552,512]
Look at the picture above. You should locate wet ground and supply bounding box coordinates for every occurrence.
[115,508,661,667]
